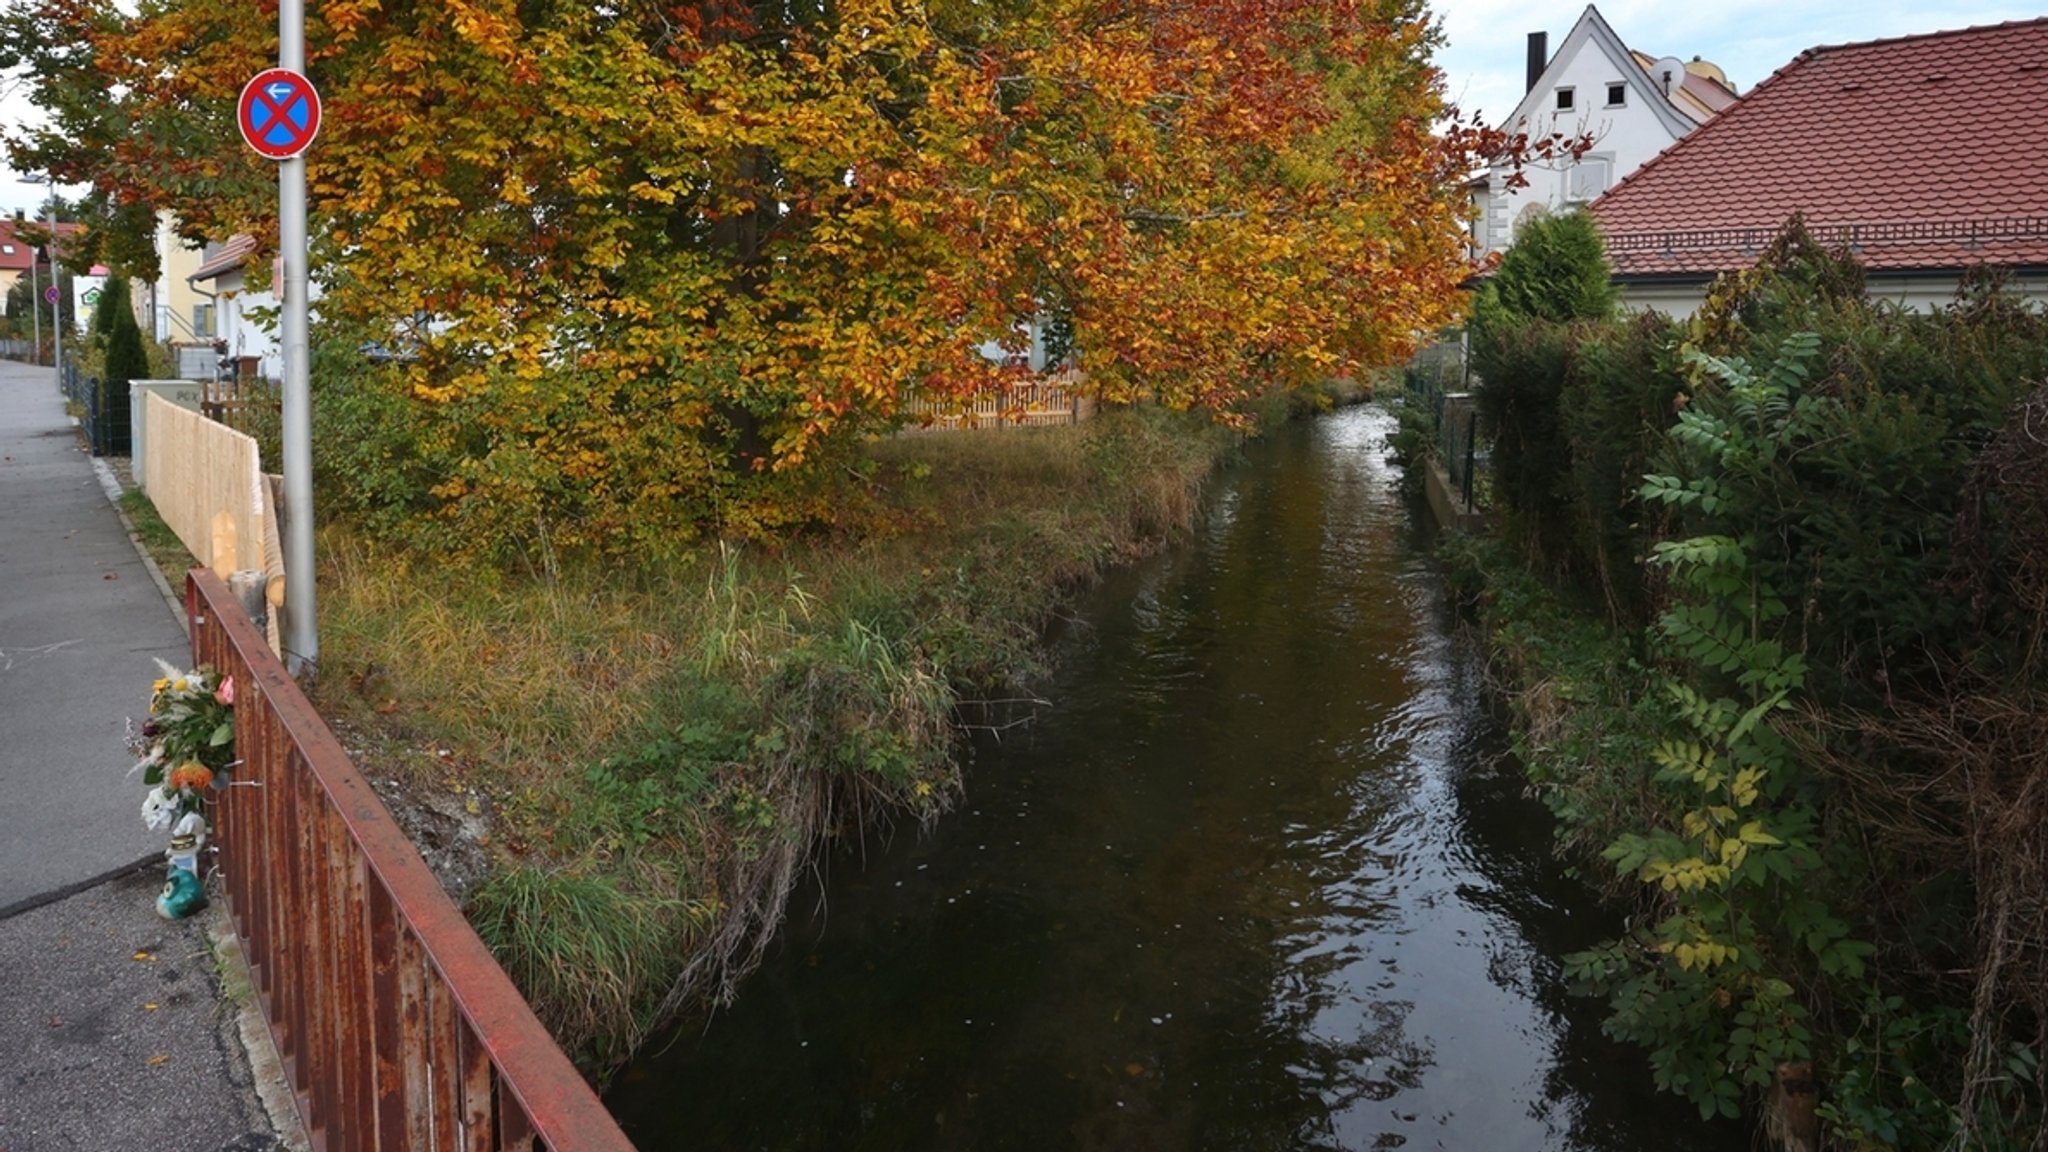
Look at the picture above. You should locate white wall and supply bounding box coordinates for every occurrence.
[1618,271,2048,318]
[70,271,105,333]
[213,268,282,381]
[1473,15,1697,257]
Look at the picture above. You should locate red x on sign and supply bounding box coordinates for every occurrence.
[238,68,321,160]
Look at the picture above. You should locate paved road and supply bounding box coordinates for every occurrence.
[0,866,276,1152]
[0,358,287,1151]
[0,357,188,911]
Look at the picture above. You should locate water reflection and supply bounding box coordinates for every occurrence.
[606,407,1742,1151]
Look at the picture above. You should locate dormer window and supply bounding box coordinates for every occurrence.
[1556,87,1575,111]
[1607,82,1627,106]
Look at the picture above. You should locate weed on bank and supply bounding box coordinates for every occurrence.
[311,406,1232,1064]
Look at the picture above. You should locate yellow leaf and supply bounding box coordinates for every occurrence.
[1738,821,1783,847]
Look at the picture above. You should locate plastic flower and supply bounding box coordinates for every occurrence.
[168,761,213,793]
[215,676,235,707]
[141,786,176,831]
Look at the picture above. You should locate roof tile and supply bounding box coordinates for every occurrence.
[1591,19,2048,276]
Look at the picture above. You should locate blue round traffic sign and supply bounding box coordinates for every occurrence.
[238,68,321,160]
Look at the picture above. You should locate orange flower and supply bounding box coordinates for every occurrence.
[168,762,213,793]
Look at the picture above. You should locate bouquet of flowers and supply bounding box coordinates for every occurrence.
[131,659,236,837]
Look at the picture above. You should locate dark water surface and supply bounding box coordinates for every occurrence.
[606,407,1743,1151]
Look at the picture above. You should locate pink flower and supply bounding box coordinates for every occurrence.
[215,676,235,707]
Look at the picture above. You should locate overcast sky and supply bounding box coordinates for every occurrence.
[2,1,2040,219]
[1431,0,2040,126]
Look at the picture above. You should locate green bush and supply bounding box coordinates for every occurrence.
[1469,221,2048,1147]
[1472,207,1617,326]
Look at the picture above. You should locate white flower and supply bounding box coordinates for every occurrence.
[141,786,177,832]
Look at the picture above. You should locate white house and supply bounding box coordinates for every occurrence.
[1469,5,1735,258]
[188,235,281,380]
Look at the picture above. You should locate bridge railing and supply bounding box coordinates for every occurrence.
[187,569,637,1152]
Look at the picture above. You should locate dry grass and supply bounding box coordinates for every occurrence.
[311,406,1233,1063]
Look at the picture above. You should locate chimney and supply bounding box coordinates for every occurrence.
[1526,31,1549,93]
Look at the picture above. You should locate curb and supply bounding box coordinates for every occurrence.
[0,852,161,922]
[89,450,191,637]
[82,430,307,1152]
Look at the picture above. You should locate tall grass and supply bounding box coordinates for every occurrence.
[468,862,705,1064]
[314,406,1234,1063]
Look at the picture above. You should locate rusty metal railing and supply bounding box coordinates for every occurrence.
[187,569,637,1152]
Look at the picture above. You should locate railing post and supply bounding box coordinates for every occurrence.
[182,570,637,1151]
[1462,410,1477,512]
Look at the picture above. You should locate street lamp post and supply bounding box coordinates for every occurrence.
[46,196,62,394]
[20,177,63,385]
[27,246,41,366]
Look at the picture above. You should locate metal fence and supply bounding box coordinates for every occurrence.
[1402,344,1484,514]
[0,338,31,362]
[1439,393,1481,511]
[187,570,637,1152]
[85,374,135,456]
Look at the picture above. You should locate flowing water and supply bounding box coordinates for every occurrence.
[606,406,1745,1151]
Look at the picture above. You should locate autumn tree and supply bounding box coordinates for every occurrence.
[7,0,1544,551]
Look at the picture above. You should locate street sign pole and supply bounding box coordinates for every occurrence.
[277,0,316,676]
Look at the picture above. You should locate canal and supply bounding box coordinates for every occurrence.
[605,405,1744,1151]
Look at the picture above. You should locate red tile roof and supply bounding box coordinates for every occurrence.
[190,234,259,282]
[0,218,81,273]
[1592,18,2048,278]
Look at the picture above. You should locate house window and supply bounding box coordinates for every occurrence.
[193,303,215,337]
[1556,87,1575,111]
[1569,155,1615,202]
[1607,82,1627,106]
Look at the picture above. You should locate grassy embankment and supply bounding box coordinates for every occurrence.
[306,402,1289,1066]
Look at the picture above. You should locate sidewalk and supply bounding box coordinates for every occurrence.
[0,358,288,1151]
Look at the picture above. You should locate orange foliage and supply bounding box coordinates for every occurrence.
[10,0,1557,545]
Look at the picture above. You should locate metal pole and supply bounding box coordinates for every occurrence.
[47,198,62,390]
[27,247,40,366]
[1462,411,1477,513]
[279,0,317,675]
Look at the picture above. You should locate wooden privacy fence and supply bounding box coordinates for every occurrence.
[187,570,637,1152]
[203,374,281,438]
[148,393,286,654]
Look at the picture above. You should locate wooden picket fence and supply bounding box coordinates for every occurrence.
[904,371,1091,429]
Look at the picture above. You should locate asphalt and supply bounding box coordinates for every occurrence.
[0,357,292,1152]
